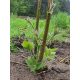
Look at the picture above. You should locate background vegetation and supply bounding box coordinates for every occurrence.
[10,0,70,17]
[11,12,70,42]
[10,0,70,53]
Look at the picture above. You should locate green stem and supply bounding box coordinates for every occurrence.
[38,0,53,62]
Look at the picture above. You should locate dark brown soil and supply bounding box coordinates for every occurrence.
[10,42,70,80]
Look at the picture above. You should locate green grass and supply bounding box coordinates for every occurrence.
[51,12,70,29]
[11,15,34,38]
[10,15,55,42]
[10,12,70,43]
[10,13,70,53]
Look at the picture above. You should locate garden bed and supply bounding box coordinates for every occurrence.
[10,42,70,80]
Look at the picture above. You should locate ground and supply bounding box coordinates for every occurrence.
[10,42,70,80]
[10,15,70,80]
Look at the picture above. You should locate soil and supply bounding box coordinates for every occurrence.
[10,42,70,80]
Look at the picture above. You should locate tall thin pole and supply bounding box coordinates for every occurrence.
[38,0,53,62]
[34,0,42,54]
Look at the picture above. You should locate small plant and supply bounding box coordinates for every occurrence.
[25,56,45,73]
[25,47,57,73]
[21,0,57,73]
[22,38,57,73]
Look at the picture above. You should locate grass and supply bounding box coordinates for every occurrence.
[10,12,70,52]
[10,15,46,40]
[51,12,70,29]
[10,15,34,39]
[10,16,55,42]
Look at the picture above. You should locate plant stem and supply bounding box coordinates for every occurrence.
[38,0,53,62]
[34,0,42,54]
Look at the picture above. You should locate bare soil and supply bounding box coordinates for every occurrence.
[10,42,70,80]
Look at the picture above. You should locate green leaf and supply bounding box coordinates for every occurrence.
[44,48,57,61]
[28,42,34,51]
[25,56,45,73]
[22,40,34,51]
[22,40,29,48]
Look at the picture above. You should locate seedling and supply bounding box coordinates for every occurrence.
[25,56,45,73]
[21,0,57,73]
[25,47,57,73]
